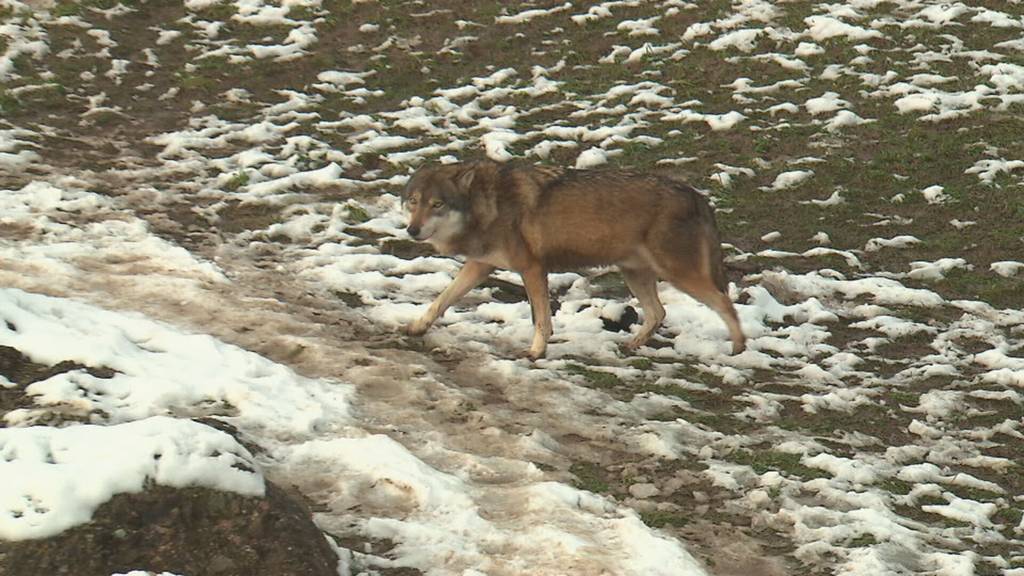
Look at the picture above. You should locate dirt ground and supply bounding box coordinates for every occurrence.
[2,1,1022,575]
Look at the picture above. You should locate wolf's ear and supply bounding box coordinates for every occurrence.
[454,162,498,228]
[454,163,478,192]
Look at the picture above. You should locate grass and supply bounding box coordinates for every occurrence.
[885,389,920,408]
[728,449,829,480]
[176,71,219,93]
[776,398,915,443]
[564,363,624,390]
[940,269,1023,308]
[344,202,371,224]
[191,3,237,21]
[5,1,1023,572]
[569,461,610,494]
[52,3,81,17]
[223,171,250,192]
[877,478,914,496]
[0,90,19,114]
[628,358,653,371]
[671,365,723,389]
[194,55,233,73]
[844,534,878,548]
[640,510,689,529]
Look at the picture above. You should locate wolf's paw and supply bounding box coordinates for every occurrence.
[523,346,547,361]
[731,339,747,355]
[623,337,647,354]
[406,320,430,337]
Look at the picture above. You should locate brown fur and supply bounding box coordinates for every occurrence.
[401,160,746,359]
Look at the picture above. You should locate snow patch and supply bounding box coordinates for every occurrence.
[0,417,263,541]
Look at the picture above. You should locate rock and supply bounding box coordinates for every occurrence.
[660,476,685,497]
[628,483,661,499]
[0,482,339,576]
[601,305,639,333]
[380,238,435,259]
[209,553,236,574]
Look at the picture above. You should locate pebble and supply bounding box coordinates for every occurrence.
[628,483,660,499]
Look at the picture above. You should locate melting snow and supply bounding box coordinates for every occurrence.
[2,0,1023,574]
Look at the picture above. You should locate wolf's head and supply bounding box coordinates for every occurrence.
[401,161,498,250]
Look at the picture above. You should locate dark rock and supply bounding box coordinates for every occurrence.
[602,305,639,333]
[0,482,339,576]
[380,238,435,259]
[479,277,527,303]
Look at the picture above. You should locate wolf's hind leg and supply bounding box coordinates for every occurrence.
[647,232,746,355]
[667,275,746,355]
[620,267,665,352]
[407,260,495,336]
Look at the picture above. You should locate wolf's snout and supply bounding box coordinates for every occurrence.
[406,224,422,239]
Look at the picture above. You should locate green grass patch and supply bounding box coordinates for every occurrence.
[100,0,139,8]
[223,171,250,191]
[344,202,371,224]
[729,449,829,480]
[628,358,653,371]
[191,3,237,20]
[877,478,914,495]
[570,461,610,493]
[671,365,723,389]
[0,89,19,114]
[52,2,82,17]
[845,533,879,548]
[564,363,624,390]
[939,269,1023,309]
[640,510,690,529]
[885,389,920,408]
[176,71,218,93]
[194,55,232,73]
[993,506,1022,530]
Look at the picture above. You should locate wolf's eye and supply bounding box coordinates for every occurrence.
[430,200,445,209]
[407,197,419,206]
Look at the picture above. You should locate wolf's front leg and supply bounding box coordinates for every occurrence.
[407,260,495,336]
[520,265,552,360]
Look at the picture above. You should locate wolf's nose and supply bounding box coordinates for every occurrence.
[406,225,421,239]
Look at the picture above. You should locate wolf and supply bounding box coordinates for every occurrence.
[400,160,746,360]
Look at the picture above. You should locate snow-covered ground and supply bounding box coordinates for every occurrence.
[1,0,1023,575]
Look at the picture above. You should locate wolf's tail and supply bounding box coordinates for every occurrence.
[695,194,730,294]
[663,178,731,293]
